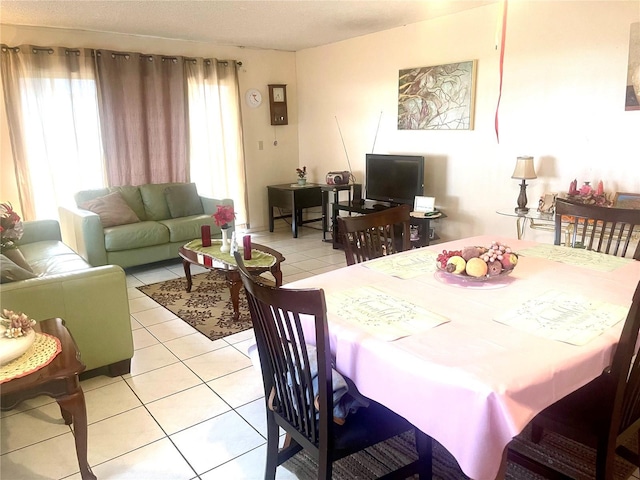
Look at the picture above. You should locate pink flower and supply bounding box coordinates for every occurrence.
[212,205,236,227]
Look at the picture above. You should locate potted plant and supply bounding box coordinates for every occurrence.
[296,166,307,186]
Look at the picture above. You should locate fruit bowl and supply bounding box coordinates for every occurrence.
[435,242,518,283]
[436,263,516,283]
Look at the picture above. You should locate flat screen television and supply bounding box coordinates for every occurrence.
[365,154,425,206]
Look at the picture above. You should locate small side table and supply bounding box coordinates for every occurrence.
[1,318,96,480]
[267,183,324,238]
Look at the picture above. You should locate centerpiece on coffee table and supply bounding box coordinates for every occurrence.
[436,241,518,282]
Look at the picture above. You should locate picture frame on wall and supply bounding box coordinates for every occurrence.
[613,192,640,209]
[398,60,477,130]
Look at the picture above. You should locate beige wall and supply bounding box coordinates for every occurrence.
[296,1,640,242]
[2,1,640,240]
[0,24,298,230]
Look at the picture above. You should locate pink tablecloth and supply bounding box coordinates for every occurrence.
[288,236,640,480]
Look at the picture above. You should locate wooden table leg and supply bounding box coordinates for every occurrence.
[270,264,283,287]
[182,258,193,292]
[57,388,96,480]
[226,271,243,320]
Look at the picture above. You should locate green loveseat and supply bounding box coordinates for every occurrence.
[58,183,233,269]
[0,220,133,375]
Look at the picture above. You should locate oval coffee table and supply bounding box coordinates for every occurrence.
[178,243,285,321]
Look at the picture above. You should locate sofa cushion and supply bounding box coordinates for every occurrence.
[80,192,141,228]
[159,215,217,243]
[18,241,91,276]
[165,183,204,218]
[0,254,38,283]
[74,188,111,206]
[139,183,177,221]
[109,185,147,221]
[104,221,170,252]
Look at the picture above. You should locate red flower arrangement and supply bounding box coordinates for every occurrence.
[212,205,236,228]
[0,202,23,252]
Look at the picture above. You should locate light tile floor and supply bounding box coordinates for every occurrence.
[1,224,342,480]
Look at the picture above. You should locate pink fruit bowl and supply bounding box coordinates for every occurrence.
[435,248,519,283]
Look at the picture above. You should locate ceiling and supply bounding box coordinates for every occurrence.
[0,0,493,52]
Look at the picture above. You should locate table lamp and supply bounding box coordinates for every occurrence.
[511,156,537,214]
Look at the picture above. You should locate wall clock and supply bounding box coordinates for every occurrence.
[268,84,288,125]
[245,88,262,108]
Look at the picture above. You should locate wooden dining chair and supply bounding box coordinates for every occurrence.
[554,198,640,260]
[508,281,640,479]
[337,204,412,266]
[233,251,433,480]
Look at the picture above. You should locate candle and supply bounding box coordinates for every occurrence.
[201,225,211,247]
[596,180,604,195]
[569,179,578,194]
[243,235,252,260]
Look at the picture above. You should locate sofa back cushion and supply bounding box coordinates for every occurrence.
[139,183,185,221]
[75,188,111,206]
[109,185,147,221]
[164,183,204,218]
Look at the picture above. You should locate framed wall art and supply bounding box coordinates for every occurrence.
[613,192,640,209]
[398,60,477,130]
[625,22,640,111]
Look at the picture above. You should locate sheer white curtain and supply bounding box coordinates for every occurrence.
[1,45,104,220]
[185,59,248,226]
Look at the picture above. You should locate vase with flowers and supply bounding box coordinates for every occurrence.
[0,202,31,272]
[212,205,236,253]
[296,166,307,186]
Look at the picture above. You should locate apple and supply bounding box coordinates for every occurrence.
[446,255,466,274]
[501,253,518,270]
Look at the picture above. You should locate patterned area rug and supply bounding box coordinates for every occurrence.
[283,426,638,480]
[136,271,253,341]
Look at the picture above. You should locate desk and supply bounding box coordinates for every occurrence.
[496,209,554,239]
[289,237,640,479]
[1,318,96,480]
[267,183,323,238]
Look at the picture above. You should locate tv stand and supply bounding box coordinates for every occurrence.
[329,200,445,249]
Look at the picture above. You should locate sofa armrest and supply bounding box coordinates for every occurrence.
[17,220,62,245]
[58,206,108,266]
[0,265,133,372]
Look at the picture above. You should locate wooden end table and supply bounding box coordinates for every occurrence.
[178,243,285,321]
[1,318,96,480]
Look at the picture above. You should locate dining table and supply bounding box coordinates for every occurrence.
[286,235,640,480]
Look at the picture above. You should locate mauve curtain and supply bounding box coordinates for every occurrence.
[1,45,105,221]
[185,59,248,226]
[95,51,188,186]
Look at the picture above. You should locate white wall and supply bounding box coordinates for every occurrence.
[296,1,640,243]
[0,24,298,230]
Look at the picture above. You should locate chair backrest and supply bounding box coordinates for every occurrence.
[554,198,640,260]
[607,281,640,446]
[337,204,411,266]
[233,251,334,450]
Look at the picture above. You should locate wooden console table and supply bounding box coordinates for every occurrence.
[1,318,96,480]
[267,183,323,238]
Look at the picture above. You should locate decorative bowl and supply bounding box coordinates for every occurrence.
[436,264,516,283]
[0,326,36,365]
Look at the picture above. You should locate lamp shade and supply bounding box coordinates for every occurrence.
[511,156,537,180]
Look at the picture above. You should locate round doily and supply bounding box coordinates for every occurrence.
[0,333,62,384]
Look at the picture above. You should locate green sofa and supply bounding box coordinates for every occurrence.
[58,183,233,269]
[0,220,133,375]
